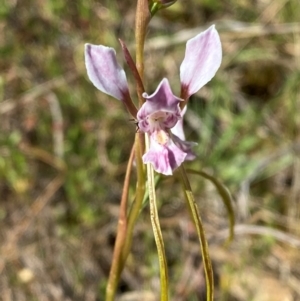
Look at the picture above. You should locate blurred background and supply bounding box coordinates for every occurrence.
[1,0,300,300]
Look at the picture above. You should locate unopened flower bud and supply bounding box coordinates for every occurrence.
[149,0,177,16]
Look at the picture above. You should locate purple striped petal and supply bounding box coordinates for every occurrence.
[85,44,129,101]
[137,78,182,133]
[171,134,197,161]
[180,25,222,99]
[171,105,187,140]
[171,106,197,160]
[143,134,187,175]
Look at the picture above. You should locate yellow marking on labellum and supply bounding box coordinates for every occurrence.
[154,130,169,145]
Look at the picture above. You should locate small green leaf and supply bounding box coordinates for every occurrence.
[179,166,214,301]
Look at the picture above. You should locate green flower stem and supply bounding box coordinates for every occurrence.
[106,145,135,301]
[145,133,169,301]
[179,166,214,301]
[120,132,146,267]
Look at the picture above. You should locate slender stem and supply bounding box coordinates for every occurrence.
[120,132,146,267]
[105,146,135,301]
[135,0,150,105]
[118,0,150,271]
[186,168,235,244]
[179,166,214,301]
[145,133,169,301]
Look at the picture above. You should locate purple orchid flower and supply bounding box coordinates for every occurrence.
[137,78,186,175]
[85,25,222,175]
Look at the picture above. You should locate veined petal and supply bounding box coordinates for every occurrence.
[180,25,222,99]
[171,106,197,160]
[172,134,197,161]
[85,44,129,101]
[171,105,187,140]
[137,78,182,133]
[143,135,186,175]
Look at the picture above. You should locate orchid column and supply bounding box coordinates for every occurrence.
[84,1,225,299]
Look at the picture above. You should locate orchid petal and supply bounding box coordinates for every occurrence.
[180,25,222,99]
[172,134,197,161]
[171,105,187,140]
[137,78,182,133]
[143,135,186,175]
[171,106,197,160]
[85,44,129,101]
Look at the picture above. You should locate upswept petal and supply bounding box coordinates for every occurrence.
[85,44,129,101]
[143,135,187,175]
[138,78,182,120]
[180,25,222,99]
